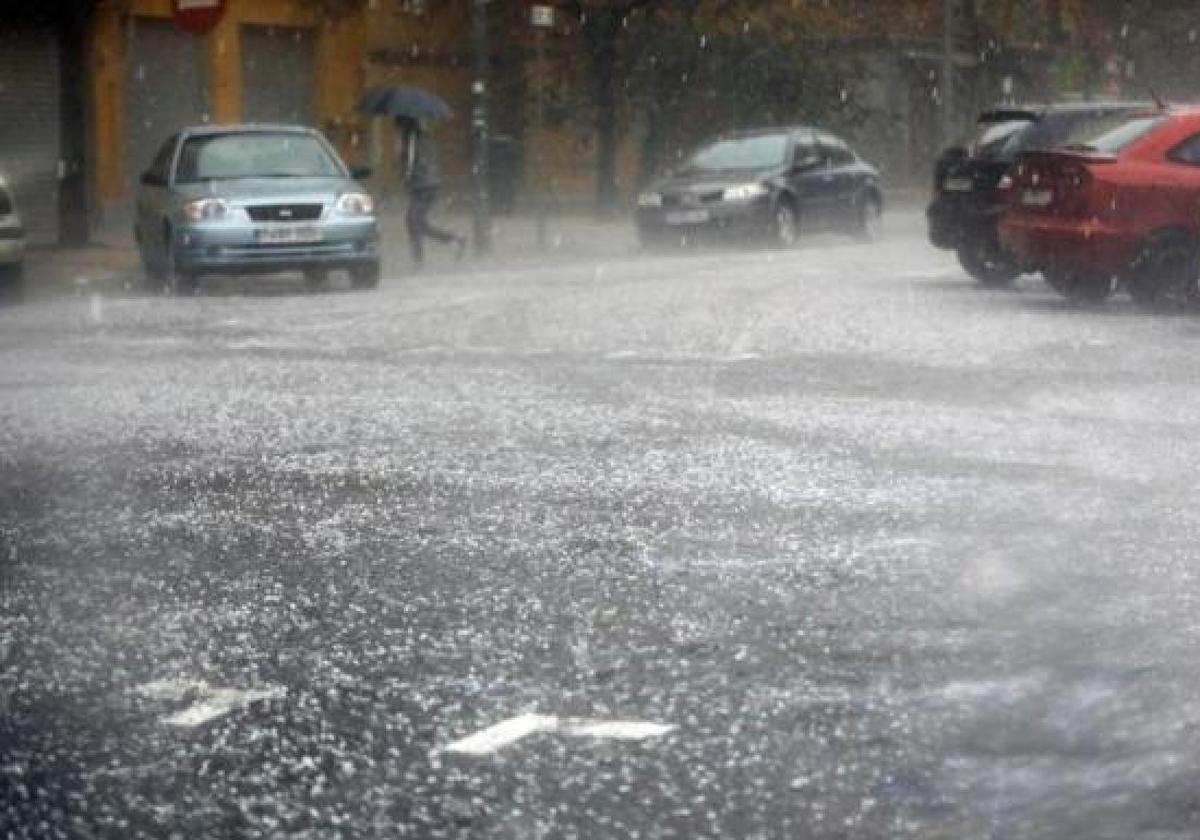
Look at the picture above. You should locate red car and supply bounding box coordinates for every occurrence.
[1000,107,1200,305]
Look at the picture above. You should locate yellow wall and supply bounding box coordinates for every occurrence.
[90,0,364,204]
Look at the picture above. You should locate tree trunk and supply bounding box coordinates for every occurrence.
[587,11,622,218]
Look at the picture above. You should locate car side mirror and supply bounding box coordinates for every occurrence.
[140,171,165,187]
[350,165,372,181]
[793,154,821,172]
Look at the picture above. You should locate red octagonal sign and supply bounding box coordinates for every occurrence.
[173,0,227,35]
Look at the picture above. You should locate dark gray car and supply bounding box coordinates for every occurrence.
[634,127,883,249]
[135,124,380,293]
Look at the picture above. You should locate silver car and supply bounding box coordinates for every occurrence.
[0,176,24,290]
[135,124,380,293]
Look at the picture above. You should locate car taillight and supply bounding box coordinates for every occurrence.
[1011,159,1094,215]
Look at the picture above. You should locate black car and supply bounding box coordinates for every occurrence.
[927,102,1147,285]
[635,127,883,248]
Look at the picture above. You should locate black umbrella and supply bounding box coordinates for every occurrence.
[358,86,454,122]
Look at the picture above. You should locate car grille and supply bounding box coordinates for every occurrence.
[246,203,324,222]
[0,226,22,240]
[662,190,725,209]
[215,241,364,260]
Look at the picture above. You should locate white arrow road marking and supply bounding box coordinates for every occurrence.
[135,679,286,727]
[435,713,675,756]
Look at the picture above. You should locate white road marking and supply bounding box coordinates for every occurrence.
[135,679,285,727]
[436,713,557,756]
[435,713,675,756]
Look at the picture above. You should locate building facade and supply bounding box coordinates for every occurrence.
[0,0,1167,245]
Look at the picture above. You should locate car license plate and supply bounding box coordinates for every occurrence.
[258,224,322,243]
[944,177,973,192]
[1022,188,1053,207]
[665,210,709,225]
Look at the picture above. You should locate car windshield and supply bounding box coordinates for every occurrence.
[174,132,343,183]
[966,118,1033,160]
[685,134,790,171]
[998,109,1149,156]
[0,189,12,216]
[1063,113,1167,154]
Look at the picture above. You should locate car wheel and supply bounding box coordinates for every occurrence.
[1043,268,1114,303]
[770,200,799,248]
[351,261,381,289]
[1127,232,1198,310]
[303,267,328,291]
[638,229,676,252]
[0,262,23,302]
[853,194,883,242]
[956,237,1020,287]
[163,233,198,295]
[137,236,163,290]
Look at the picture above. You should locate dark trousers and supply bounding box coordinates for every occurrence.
[406,187,459,266]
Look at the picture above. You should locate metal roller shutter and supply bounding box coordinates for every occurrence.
[0,26,61,245]
[124,17,207,195]
[240,24,315,126]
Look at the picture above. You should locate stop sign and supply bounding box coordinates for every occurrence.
[173,0,227,35]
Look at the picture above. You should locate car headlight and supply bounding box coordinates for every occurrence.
[722,183,769,202]
[182,198,233,222]
[335,192,375,216]
[637,191,663,208]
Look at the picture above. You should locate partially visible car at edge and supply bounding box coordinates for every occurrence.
[927,102,1148,286]
[0,176,25,290]
[999,107,1200,305]
[635,127,883,249]
[135,124,380,293]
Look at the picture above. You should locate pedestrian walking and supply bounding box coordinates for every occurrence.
[397,117,466,269]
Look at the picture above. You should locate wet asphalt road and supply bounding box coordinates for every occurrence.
[6,217,1200,838]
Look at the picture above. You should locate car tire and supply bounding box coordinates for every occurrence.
[956,237,1020,287]
[162,233,198,296]
[351,261,381,289]
[1043,268,1114,303]
[853,194,883,242]
[1127,232,1198,310]
[769,199,799,248]
[0,262,23,302]
[638,229,676,252]
[303,267,328,291]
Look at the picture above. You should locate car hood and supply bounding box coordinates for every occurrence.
[650,168,782,194]
[171,176,359,201]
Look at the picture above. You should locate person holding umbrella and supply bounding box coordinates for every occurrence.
[359,85,466,270]
[396,116,466,269]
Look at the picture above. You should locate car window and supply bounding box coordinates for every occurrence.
[146,135,177,185]
[174,132,344,183]
[792,135,818,166]
[817,133,854,165]
[1169,133,1200,165]
[966,118,1032,160]
[1002,109,1144,156]
[685,134,790,171]
[1066,114,1167,154]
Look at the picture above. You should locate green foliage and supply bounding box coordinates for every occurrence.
[624,10,869,178]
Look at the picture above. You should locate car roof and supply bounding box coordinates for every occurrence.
[178,123,320,138]
[723,126,821,136]
[978,102,1153,123]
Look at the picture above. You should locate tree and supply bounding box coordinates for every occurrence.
[560,0,871,214]
[560,0,654,216]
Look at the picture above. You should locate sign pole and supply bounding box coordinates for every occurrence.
[472,0,492,255]
[531,5,555,250]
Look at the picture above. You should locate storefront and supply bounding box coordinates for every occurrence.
[0,3,89,246]
[89,0,364,232]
